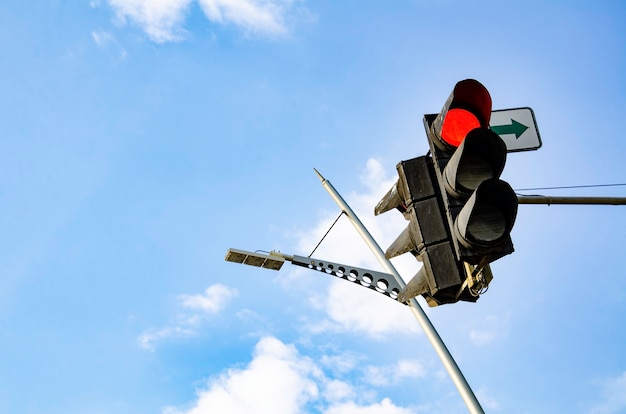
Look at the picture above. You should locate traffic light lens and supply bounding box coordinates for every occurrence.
[465,203,507,243]
[440,108,481,148]
[455,154,496,194]
[454,179,518,249]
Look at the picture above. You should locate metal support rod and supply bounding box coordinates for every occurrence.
[314,169,484,414]
[517,195,626,205]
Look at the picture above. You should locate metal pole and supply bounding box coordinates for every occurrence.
[517,195,626,205]
[314,169,484,414]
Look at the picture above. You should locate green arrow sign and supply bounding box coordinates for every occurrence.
[490,107,541,152]
[490,119,528,139]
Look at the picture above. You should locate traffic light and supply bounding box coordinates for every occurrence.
[376,79,518,306]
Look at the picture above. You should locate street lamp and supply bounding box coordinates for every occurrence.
[225,248,404,301]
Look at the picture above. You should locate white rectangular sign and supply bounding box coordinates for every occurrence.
[490,107,541,152]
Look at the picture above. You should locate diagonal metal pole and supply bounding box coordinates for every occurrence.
[314,168,484,414]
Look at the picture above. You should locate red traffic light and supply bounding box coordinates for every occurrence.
[432,79,492,150]
[440,108,481,148]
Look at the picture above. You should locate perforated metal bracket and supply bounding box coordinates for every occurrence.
[290,255,404,303]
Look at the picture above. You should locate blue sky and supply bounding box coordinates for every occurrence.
[1,1,625,413]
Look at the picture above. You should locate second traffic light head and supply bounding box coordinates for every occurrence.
[443,127,507,199]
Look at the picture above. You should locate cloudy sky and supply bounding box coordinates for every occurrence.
[1,1,626,413]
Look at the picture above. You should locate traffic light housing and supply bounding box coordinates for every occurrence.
[376,79,518,306]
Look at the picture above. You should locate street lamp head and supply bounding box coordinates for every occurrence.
[225,248,286,271]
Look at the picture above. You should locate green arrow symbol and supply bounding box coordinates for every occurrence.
[490,119,528,139]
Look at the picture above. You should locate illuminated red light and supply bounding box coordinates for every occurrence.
[440,108,481,148]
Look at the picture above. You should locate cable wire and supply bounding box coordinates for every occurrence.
[308,212,345,258]
[514,183,626,192]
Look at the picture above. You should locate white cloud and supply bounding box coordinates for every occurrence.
[108,0,193,43]
[324,379,355,403]
[468,314,509,346]
[91,30,128,59]
[198,0,292,36]
[320,352,359,375]
[468,329,496,346]
[164,337,319,414]
[138,283,238,350]
[588,372,626,414]
[138,325,195,351]
[314,280,420,338]
[91,30,115,47]
[395,359,425,378]
[179,284,237,313]
[364,359,426,387]
[163,336,414,414]
[105,0,299,43]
